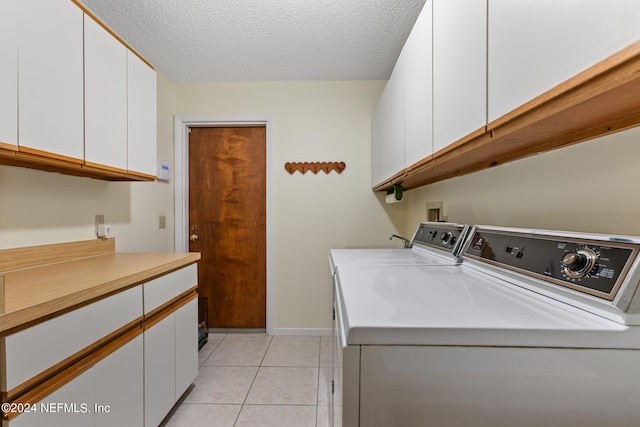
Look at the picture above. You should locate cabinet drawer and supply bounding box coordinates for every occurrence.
[2,285,142,393]
[143,264,197,314]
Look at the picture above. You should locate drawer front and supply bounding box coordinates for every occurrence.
[143,264,197,314]
[2,285,142,392]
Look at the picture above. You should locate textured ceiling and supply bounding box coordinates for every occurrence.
[80,0,427,83]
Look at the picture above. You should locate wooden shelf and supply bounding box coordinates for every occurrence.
[0,145,155,182]
[374,40,640,192]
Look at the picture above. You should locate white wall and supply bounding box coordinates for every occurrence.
[0,71,176,252]
[0,77,394,332]
[399,126,640,238]
[175,81,398,330]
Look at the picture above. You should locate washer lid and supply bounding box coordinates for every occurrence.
[335,264,639,348]
[330,247,460,266]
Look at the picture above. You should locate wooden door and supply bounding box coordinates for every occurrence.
[188,127,266,329]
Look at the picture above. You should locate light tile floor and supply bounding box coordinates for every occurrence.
[160,333,334,427]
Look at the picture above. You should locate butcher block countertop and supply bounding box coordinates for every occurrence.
[0,238,200,336]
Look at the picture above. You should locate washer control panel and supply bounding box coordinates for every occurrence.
[412,222,469,256]
[464,228,639,300]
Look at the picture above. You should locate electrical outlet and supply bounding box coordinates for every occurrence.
[158,215,166,229]
[95,215,104,237]
[97,224,112,238]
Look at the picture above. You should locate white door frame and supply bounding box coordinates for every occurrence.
[174,114,274,335]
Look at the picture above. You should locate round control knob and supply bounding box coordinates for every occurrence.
[561,248,597,279]
[561,252,587,270]
[440,231,454,245]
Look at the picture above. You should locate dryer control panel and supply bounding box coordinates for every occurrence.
[412,222,469,256]
[464,228,640,301]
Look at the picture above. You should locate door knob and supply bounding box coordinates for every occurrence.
[190,233,199,242]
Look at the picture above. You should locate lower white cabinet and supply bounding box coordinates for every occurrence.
[11,366,95,427]
[94,335,144,427]
[174,298,199,401]
[2,264,198,427]
[144,313,176,427]
[144,298,198,426]
[10,335,144,427]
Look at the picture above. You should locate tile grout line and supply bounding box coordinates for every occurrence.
[169,334,328,426]
[232,334,273,426]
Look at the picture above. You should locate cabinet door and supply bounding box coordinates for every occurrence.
[371,101,382,187]
[378,54,405,183]
[18,0,84,161]
[433,0,487,153]
[144,314,176,427]
[404,0,433,169]
[488,0,640,123]
[127,51,157,177]
[94,335,144,427]
[0,0,18,147]
[174,299,198,401]
[10,368,95,427]
[84,14,128,171]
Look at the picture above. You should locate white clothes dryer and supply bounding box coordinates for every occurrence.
[331,225,640,427]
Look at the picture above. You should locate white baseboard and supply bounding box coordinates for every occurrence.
[272,328,331,337]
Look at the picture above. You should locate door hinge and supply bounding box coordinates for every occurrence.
[331,380,335,394]
[332,307,335,320]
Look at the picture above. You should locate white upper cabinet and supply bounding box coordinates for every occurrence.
[84,15,128,171]
[371,99,382,186]
[0,0,18,147]
[433,0,487,153]
[372,55,405,185]
[372,1,433,187]
[127,51,157,177]
[404,1,433,169]
[378,53,405,183]
[18,0,84,161]
[488,0,640,123]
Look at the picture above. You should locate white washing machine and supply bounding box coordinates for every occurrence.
[331,225,640,427]
[329,222,470,272]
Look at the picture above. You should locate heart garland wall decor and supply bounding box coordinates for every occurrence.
[284,162,346,175]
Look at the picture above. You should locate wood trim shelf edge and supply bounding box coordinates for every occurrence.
[374,40,640,192]
[0,149,156,182]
